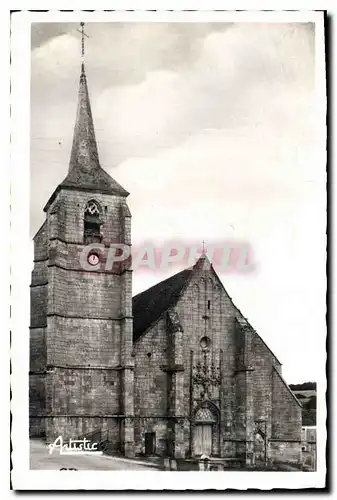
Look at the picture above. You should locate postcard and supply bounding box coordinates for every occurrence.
[10,7,327,491]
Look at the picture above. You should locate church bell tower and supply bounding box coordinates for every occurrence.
[29,24,134,456]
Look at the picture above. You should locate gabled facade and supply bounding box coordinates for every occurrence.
[132,256,303,464]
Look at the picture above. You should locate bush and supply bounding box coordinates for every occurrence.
[305,395,317,410]
[302,409,316,426]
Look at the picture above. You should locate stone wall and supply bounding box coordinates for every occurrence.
[134,318,168,417]
[251,333,273,433]
[29,221,48,433]
[45,416,120,450]
[269,440,302,465]
[29,374,46,414]
[29,416,46,438]
[30,328,46,372]
[301,426,317,471]
[134,417,169,456]
[48,367,121,416]
[133,318,169,455]
[47,317,121,367]
[272,368,302,440]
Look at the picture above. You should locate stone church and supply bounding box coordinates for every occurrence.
[29,58,303,466]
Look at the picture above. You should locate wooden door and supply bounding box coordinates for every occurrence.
[203,425,212,456]
[145,432,156,455]
[194,425,203,456]
[194,424,212,456]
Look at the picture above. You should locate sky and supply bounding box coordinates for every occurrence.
[30,22,325,384]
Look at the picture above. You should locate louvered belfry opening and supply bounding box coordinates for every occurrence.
[84,199,102,243]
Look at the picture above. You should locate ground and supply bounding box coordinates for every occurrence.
[30,440,157,471]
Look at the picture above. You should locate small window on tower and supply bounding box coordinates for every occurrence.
[84,200,102,244]
[208,300,211,310]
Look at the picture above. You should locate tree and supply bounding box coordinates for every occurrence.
[289,382,316,391]
[302,409,316,426]
[294,393,307,399]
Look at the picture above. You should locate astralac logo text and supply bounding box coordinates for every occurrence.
[80,241,256,273]
[48,436,102,455]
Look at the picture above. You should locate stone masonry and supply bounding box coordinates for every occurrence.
[132,258,303,464]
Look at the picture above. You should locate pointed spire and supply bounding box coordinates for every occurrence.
[68,60,100,172]
[43,24,129,211]
[68,22,99,172]
[62,58,128,196]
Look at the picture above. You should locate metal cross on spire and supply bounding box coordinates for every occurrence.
[202,240,206,253]
[77,22,89,65]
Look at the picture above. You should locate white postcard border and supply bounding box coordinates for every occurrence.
[10,7,327,491]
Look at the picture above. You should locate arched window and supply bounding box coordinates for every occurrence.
[84,200,102,244]
[194,407,217,424]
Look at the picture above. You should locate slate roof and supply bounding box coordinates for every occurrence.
[60,163,128,196]
[44,63,128,211]
[132,268,192,341]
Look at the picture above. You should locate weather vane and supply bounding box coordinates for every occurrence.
[77,22,89,64]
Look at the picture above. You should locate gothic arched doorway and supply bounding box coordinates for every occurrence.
[193,405,217,457]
